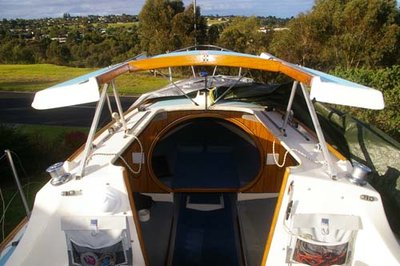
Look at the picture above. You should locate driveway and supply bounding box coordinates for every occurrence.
[0,92,137,127]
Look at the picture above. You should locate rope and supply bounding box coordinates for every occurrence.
[272,139,290,168]
[272,139,326,168]
[290,146,326,166]
[88,135,144,177]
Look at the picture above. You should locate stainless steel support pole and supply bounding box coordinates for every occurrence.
[212,66,218,76]
[4,150,31,218]
[191,66,196,78]
[111,80,128,132]
[300,83,337,179]
[78,83,109,178]
[238,67,242,77]
[204,75,208,110]
[168,67,173,82]
[281,81,298,134]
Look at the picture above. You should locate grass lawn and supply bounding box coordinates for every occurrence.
[0,64,170,95]
[0,64,94,92]
[115,72,170,95]
[17,124,88,141]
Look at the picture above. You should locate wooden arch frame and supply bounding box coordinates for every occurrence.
[96,52,313,86]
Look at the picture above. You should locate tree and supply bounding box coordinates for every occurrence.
[332,65,400,141]
[334,0,400,68]
[270,0,400,69]
[138,0,184,54]
[139,0,206,54]
[13,45,35,63]
[207,24,222,45]
[218,17,271,54]
[171,4,207,48]
[0,41,16,63]
[269,14,325,68]
[46,41,72,65]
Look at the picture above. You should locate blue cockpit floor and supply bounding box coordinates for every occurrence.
[171,193,241,266]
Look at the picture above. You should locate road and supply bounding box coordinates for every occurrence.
[0,92,138,127]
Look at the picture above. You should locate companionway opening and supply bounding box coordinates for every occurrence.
[151,117,261,190]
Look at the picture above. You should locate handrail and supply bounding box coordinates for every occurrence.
[90,51,314,87]
[172,44,232,53]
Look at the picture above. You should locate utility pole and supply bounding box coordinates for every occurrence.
[193,0,197,46]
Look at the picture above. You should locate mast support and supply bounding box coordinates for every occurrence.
[300,83,337,179]
[281,81,298,135]
[77,83,109,178]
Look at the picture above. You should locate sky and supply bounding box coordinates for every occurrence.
[1,0,399,20]
[0,0,316,19]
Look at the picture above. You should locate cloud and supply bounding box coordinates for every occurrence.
[195,0,314,17]
[0,0,139,19]
[1,0,399,19]
[14,0,400,19]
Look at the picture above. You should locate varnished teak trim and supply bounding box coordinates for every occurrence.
[123,170,149,266]
[128,54,313,85]
[261,167,291,265]
[120,110,295,193]
[93,53,313,85]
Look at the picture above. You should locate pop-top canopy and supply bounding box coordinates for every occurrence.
[31,49,384,110]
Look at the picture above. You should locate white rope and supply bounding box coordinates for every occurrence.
[272,139,326,168]
[89,153,141,176]
[272,139,290,168]
[290,146,326,165]
[88,134,144,176]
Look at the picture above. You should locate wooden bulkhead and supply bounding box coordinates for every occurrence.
[118,110,297,194]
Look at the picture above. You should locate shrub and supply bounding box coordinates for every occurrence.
[331,66,400,141]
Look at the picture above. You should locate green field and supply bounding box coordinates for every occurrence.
[207,18,229,26]
[0,64,170,95]
[107,22,138,28]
